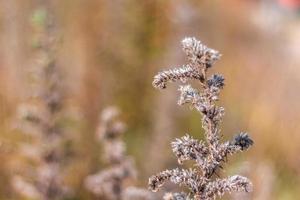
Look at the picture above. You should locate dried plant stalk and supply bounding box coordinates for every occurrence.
[12,5,70,200]
[149,37,254,200]
[85,106,154,200]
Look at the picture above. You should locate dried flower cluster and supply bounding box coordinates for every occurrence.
[149,37,254,200]
[85,107,154,200]
[12,6,69,200]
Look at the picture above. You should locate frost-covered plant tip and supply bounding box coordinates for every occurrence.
[149,37,254,200]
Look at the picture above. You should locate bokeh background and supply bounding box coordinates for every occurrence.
[0,0,300,199]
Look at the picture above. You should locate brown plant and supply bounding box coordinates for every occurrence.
[85,106,154,200]
[149,37,254,200]
[11,4,70,200]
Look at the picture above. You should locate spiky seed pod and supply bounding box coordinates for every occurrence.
[231,133,254,151]
[207,74,225,89]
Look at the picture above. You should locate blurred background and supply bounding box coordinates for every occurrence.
[0,0,300,199]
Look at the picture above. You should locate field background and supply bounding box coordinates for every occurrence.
[0,0,300,199]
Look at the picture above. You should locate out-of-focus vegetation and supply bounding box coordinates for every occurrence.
[0,0,300,199]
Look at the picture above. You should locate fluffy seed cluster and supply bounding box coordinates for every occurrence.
[181,37,221,68]
[149,37,254,200]
[84,107,154,200]
[171,135,208,165]
[153,65,204,89]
